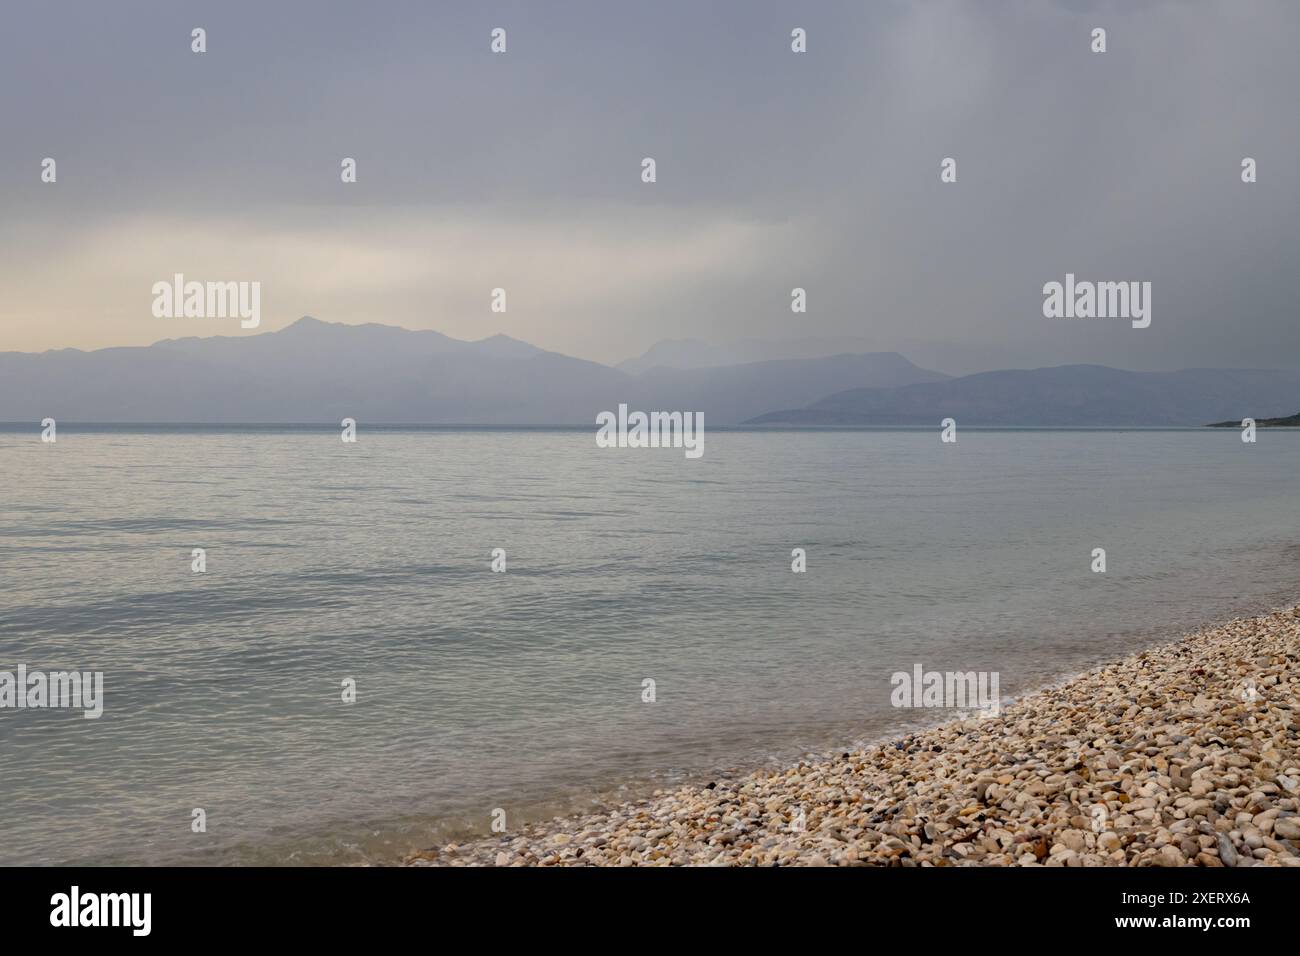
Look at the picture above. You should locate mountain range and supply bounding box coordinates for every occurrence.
[748,365,1300,427]
[3,318,1297,426]
[0,318,944,425]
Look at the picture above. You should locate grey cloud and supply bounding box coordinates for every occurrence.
[0,0,1295,371]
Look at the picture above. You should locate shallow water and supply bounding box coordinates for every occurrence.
[1,425,1297,865]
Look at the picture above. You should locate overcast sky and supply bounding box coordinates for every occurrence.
[1,0,1295,374]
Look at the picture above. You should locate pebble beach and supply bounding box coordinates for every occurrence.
[406,607,1300,867]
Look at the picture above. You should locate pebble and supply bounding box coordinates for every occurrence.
[1274,818,1300,841]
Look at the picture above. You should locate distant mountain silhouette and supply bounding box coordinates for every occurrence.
[747,365,1300,427]
[618,335,895,374]
[1207,411,1300,427]
[0,317,946,424]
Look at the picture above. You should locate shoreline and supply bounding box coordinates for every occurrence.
[405,607,1300,867]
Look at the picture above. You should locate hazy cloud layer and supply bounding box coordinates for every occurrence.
[1,0,1295,372]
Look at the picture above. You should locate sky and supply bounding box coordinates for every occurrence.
[0,0,1295,375]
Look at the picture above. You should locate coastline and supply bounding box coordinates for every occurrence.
[406,607,1300,867]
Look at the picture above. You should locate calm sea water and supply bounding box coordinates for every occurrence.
[1,426,1298,865]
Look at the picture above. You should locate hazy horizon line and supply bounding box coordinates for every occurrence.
[9,313,1300,379]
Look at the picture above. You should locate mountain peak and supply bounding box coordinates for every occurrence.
[280,315,331,332]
